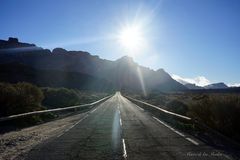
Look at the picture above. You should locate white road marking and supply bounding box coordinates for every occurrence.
[65,128,70,132]
[117,103,120,110]
[135,105,144,111]
[68,125,75,130]
[90,108,97,113]
[152,116,199,146]
[186,137,199,146]
[122,139,127,159]
[57,114,88,138]
[120,117,122,126]
[174,130,185,137]
[57,133,64,138]
[152,117,182,135]
[118,105,122,126]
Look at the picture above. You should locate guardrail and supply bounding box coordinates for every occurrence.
[0,95,112,122]
[125,96,191,121]
[124,95,240,150]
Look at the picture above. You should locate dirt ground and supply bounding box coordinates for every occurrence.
[0,112,87,160]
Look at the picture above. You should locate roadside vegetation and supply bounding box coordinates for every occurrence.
[0,82,49,126]
[42,87,108,108]
[128,92,240,143]
[0,82,109,128]
[0,82,44,117]
[188,94,240,142]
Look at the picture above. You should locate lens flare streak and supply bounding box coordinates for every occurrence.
[137,67,147,96]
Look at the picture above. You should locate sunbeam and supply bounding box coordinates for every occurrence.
[137,67,147,96]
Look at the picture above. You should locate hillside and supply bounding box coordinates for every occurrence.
[0,63,113,91]
[0,38,187,93]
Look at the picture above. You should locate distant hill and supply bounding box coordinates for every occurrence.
[204,82,228,89]
[184,82,229,90]
[184,83,204,89]
[0,38,187,93]
[172,74,230,90]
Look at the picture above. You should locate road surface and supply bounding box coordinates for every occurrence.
[26,92,231,160]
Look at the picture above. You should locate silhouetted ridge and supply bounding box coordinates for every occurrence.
[116,56,134,63]
[8,37,19,43]
[52,48,68,54]
[0,37,187,93]
[0,37,36,49]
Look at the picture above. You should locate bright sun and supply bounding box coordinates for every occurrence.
[118,25,144,52]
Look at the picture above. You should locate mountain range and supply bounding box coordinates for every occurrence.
[171,73,230,90]
[183,82,229,90]
[0,37,187,93]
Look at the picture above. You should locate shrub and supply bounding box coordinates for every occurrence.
[42,88,108,108]
[0,82,44,117]
[166,100,188,115]
[188,94,240,140]
[0,82,46,126]
[42,88,80,108]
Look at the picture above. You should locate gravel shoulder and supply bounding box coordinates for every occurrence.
[0,112,87,160]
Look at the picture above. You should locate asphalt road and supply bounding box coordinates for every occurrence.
[26,92,231,160]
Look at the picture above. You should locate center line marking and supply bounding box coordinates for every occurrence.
[122,139,127,159]
[120,118,122,126]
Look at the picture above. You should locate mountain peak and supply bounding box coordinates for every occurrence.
[52,48,68,54]
[185,83,204,89]
[204,82,228,89]
[8,37,19,43]
[116,56,134,62]
[157,68,166,73]
[0,37,36,50]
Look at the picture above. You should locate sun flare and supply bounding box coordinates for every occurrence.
[118,25,144,52]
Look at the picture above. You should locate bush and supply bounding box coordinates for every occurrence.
[42,87,108,108]
[166,100,188,115]
[188,94,240,141]
[42,88,80,108]
[0,82,44,117]
[0,82,47,126]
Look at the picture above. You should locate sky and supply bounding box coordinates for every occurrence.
[1,0,240,86]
